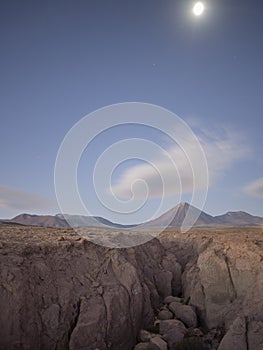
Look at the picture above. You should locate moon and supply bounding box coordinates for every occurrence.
[193,2,205,16]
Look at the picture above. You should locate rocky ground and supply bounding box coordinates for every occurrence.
[0,224,263,349]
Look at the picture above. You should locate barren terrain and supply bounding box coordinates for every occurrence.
[1,224,263,349]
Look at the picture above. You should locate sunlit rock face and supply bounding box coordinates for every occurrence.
[0,225,263,349]
[0,225,182,350]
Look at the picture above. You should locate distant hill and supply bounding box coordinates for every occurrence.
[215,211,263,227]
[9,213,134,229]
[145,202,218,229]
[0,219,25,226]
[10,214,69,227]
[56,214,135,229]
[5,203,263,229]
[147,202,263,228]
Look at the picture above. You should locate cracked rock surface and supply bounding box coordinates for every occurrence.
[1,225,263,349]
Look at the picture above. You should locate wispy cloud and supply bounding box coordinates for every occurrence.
[0,185,55,211]
[198,127,249,182]
[110,126,249,199]
[244,177,263,198]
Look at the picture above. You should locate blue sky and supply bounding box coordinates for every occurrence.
[0,0,263,222]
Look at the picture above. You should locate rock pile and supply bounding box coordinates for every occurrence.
[134,296,220,350]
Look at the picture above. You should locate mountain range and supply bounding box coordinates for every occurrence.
[146,202,263,228]
[1,213,130,229]
[2,202,263,229]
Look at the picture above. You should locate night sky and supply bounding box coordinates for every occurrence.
[1,0,263,222]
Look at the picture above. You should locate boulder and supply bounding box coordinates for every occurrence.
[148,337,168,350]
[168,302,197,328]
[138,329,151,342]
[218,317,247,350]
[219,317,263,350]
[134,343,149,350]
[159,319,187,348]
[157,309,173,320]
[159,319,187,336]
[162,330,184,348]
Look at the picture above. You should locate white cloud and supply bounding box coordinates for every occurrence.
[0,185,55,211]
[109,126,249,199]
[244,177,263,198]
[199,128,249,182]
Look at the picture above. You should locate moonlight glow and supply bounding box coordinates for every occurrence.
[193,2,205,16]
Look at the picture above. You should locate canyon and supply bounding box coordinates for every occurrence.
[0,224,263,349]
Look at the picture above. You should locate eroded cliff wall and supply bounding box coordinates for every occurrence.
[1,225,263,349]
